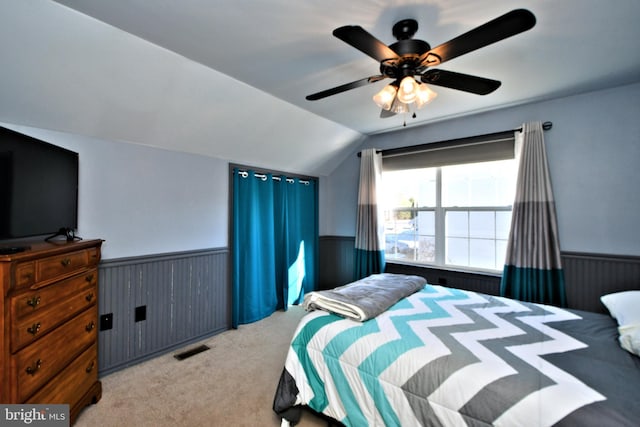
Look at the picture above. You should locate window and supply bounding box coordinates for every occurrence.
[382,152,517,273]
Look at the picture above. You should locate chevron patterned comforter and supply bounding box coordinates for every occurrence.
[273,284,640,426]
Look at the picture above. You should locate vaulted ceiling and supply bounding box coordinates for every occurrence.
[1,1,639,175]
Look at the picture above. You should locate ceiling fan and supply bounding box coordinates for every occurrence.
[306,9,536,118]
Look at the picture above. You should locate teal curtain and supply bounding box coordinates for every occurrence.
[500,122,567,306]
[232,170,277,327]
[354,148,385,280]
[274,176,318,308]
[233,169,318,328]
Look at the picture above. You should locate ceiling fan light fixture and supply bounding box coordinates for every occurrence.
[414,83,438,108]
[373,84,397,110]
[390,96,409,114]
[396,76,419,104]
[307,8,538,128]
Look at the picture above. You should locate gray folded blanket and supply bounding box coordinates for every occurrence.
[302,273,427,321]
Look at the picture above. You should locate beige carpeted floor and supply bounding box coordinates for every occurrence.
[75,305,326,427]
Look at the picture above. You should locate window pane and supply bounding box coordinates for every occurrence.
[496,211,512,240]
[385,233,404,259]
[442,159,516,207]
[416,212,435,263]
[416,211,435,236]
[382,168,436,208]
[446,211,468,238]
[470,239,496,270]
[385,229,416,260]
[384,210,414,233]
[446,237,468,265]
[469,211,495,239]
[417,236,436,263]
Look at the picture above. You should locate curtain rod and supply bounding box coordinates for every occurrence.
[237,170,310,185]
[515,121,553,132]
[358,121,553,157]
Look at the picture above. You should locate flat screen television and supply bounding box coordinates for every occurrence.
[0,126,79,243]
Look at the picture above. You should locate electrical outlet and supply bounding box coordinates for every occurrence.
[100,313,113,331]
[135,305,147,322]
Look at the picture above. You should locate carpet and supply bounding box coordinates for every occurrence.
[75,305,326,427]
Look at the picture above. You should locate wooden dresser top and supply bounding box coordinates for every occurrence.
[0,239,104,263]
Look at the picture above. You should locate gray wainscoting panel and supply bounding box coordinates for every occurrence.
[98,248,229,375]
[319,236,355,290]
[562,252,640,313]
[384,262,502,296]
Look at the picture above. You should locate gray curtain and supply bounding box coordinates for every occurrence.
[354,148,385,279]
[500,122,567,306]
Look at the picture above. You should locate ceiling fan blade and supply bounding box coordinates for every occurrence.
[419,9,536,66]
[306,75,386,101]
[421,69,501,95]
[333,25,400,63]
[380,108,396,118]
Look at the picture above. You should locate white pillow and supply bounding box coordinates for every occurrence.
[601,291,640,324]
[601,290,640,357]
[618,324,640,356]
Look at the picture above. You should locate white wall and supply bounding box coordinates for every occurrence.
[322,82,640,257]
[1,124,228,260]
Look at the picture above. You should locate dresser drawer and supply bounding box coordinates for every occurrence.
[14,261,36,288]
[14,306,98,402]
[27,344,98,405]
[12,269,97,320]
[11,271,98,352]
[35,249,97,285]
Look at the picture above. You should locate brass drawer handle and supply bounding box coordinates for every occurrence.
[27,322,42,335]
[85,321,95,332]
[26,296,41,309]
[26,359,42,376]
[85,292,94,302]
[86,361,95,373]
[85,273,94,282]
[60,258,72,267]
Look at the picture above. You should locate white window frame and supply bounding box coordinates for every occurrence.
[381,133,517,274]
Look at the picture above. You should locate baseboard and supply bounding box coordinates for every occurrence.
[99,327,228,376]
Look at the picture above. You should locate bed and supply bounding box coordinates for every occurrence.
[273,274,640,426]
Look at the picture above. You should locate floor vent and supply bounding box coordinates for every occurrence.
[174,344,210,361]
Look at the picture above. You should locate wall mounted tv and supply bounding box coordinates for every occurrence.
[0,126,79,242]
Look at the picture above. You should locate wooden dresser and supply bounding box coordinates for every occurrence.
[0,239,103,424]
